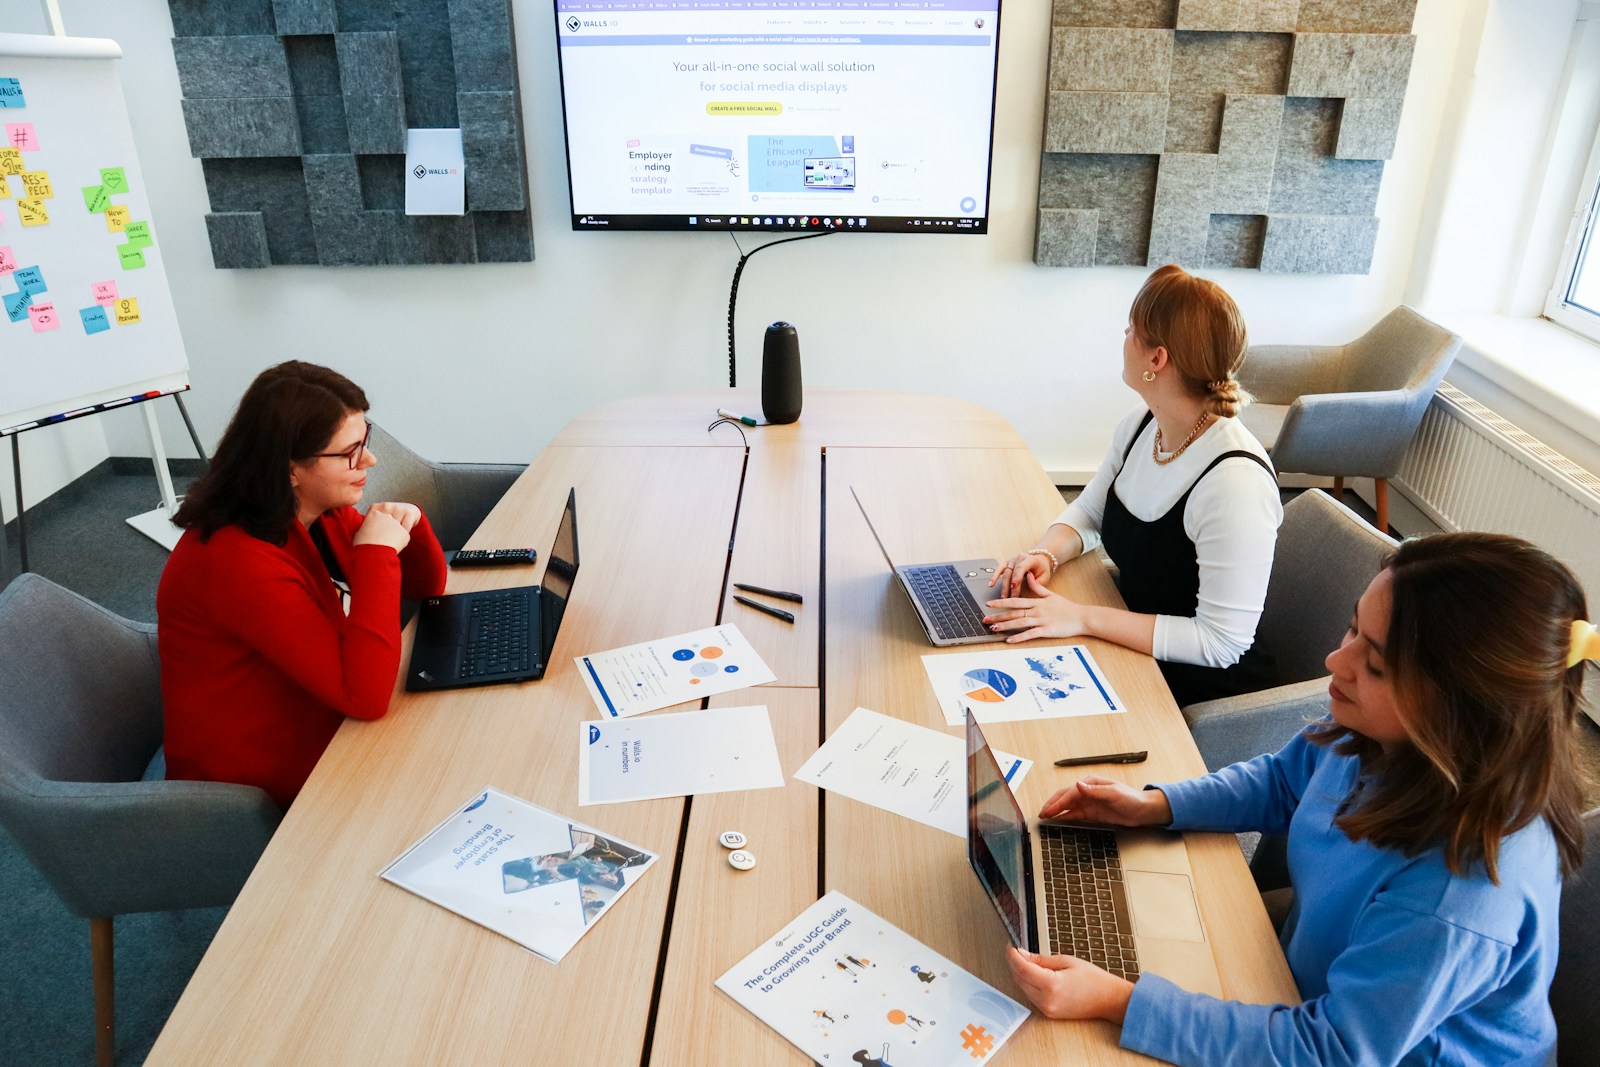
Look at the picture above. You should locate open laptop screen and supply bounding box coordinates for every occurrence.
[967,709,1033,951]
[539,489,580,657]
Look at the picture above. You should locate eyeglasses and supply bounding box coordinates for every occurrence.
[316,421,372,470]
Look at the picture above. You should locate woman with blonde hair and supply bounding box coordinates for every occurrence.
[988,264,1280,705]
[1007,532,1589,1065]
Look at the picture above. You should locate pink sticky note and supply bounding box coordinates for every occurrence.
[5,123,38,152]
[91,280,118,306]
[27,301,58,332]
[0,246,14,274]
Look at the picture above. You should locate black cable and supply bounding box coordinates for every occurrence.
[726,230,835,388]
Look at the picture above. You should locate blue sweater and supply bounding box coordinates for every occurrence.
[1119,730,1561,1066]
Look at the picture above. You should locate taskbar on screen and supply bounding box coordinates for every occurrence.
[570,213,987,233]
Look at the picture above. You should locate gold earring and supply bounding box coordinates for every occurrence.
[1142,370,1156,382]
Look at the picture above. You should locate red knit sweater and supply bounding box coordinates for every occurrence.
[157,507,447,808]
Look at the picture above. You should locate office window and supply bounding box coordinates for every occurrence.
[1547,8,1600,343]
[1549,162,1600,342]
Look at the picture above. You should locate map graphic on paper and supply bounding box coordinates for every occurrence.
[924,645,1127,726]
[379,787,657,962]
[716,891,1028,1064]
[576,623,775,718]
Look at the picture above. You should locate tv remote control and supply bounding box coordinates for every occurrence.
[450,548,537,567]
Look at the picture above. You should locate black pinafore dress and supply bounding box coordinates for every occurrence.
[1100,412,1277,707]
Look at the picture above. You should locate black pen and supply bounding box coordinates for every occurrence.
[733,582,804,603]
[733,595,795,623]
[1054,750,1148,767]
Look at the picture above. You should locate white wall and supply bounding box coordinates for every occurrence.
[3,0,1472,499]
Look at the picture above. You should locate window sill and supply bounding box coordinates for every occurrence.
[1419,311,1600,454]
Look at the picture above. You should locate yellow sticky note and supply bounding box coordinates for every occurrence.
[17,198,48,226]
[114,296,140,325]
[18,170,51,199]
[0,174,10,199]
[105,204,130,232]
[0,148,21,176]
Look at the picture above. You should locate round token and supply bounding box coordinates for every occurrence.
[719,830,747,849]
[728,849,757,871]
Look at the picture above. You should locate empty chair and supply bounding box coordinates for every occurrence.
[1237,306,1461,533]
[0,573,281,1066]
[1183,489,1398,772]
[359,421,526,552]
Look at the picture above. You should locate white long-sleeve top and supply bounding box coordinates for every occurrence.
[1056,406,1281,668]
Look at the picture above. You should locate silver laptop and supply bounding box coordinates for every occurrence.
[849,486,1004,646]
[966,710,1222,997]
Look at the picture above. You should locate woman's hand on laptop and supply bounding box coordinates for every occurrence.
[985,572,1087,642]
[1038,776,1172,828]
[1006,947,1133,1023]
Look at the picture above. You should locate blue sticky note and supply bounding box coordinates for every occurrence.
[5,288,32,322]
[0,79,23,109]
[12,264,44,294]
[79,305,110,334]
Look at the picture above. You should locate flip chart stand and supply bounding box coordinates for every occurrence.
[4,392,206,573]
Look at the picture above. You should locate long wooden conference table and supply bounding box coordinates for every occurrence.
[149,390,1297,1064]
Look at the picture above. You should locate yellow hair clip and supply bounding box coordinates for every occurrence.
[1569,620,1600,668]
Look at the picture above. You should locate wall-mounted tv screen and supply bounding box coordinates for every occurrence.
[553,0,1003,234]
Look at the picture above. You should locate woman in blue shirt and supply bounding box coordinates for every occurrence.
[1005,531,1590,1066]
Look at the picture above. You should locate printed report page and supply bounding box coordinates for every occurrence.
[555,0,1001,228]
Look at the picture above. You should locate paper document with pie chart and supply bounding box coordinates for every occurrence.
[576,623,776,718]
[921,645,1128,727]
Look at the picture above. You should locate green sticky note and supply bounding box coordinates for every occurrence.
[81,184,109,213]
[100,166,127,193]
[117,244,145,270]
[123,220,152,249]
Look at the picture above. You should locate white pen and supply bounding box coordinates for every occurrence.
[717,407,758,427]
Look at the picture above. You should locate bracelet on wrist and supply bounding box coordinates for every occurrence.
[1024,548,1060,573]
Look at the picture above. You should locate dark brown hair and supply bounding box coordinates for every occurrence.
[1128,264,1250,418]
[173,361,368,544]
[1309,532,1588,880]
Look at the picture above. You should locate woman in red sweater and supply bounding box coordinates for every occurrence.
[157,362,447,808]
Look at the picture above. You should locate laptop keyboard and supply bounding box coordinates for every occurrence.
[459,589,532,678]
[1039,824,1141,982]
[903,564,989,639]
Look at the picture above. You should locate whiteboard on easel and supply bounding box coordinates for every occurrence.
[0,32,189,435]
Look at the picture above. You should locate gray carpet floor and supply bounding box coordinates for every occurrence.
[2,473,1597,1065]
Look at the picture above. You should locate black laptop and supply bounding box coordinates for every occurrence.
[405,489,580,691]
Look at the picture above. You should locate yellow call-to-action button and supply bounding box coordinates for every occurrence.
[706,101,783,115]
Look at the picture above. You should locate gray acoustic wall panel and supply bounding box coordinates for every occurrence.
[180,98,303,157]
[171,0,533,267]
[458,91,527,212]
[272,0,336,35]
[1049,29,1174,92]
[1260,213,1380,273]
[1045,92,1169,154]
[1177,0,1300,33]
[172,37,293,98]
[205,211,272,268]
[1036,208,1101,267]
[1034,0,1416,273]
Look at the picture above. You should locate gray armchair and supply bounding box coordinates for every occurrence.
[1550,806,1600,1065]
[1183,489,1397,772]
[361,422,526,552]
[1237,306,1462,533]
[0,574,281,1066]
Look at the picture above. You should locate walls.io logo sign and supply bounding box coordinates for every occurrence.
[566,15,580,32]
[412,164,427,179]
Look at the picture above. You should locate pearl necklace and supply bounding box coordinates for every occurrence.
[1152,411,1213,465]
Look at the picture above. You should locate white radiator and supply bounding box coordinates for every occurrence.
[1395,382,1600,613]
